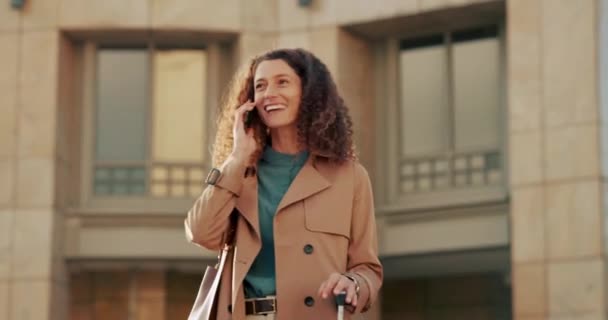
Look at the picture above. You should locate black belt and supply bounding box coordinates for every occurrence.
[245,297,277,315]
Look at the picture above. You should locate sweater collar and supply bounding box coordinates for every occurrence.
[262,146,309,167]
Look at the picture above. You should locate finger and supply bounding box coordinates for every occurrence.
[319,280,334,299]
[351,292,358,307]
[344,280,356,305]
[233,101,256,133]
[332,276,351,296]
[321,273,342,299]
[235,100,256,117]
[317,280,327,297]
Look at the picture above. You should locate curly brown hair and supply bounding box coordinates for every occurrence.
[212,48,356,167]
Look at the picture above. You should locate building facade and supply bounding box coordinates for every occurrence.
[0,0,607,319]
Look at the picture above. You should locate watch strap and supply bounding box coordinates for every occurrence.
[204,168,221,185]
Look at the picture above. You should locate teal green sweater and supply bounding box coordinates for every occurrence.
[243,146,309,298]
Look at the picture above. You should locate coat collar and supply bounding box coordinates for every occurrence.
[276,156,331,212]
[234,156,332,238]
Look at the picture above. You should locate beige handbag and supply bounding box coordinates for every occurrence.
[188,214,237,320]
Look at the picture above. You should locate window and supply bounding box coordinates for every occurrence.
[378,25,506,209]
[94,47,207,198]
[77,38,229,212]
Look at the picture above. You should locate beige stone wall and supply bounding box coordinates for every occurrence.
[8,0,608,319]
[0,1,67,317]
[508,0,607,319]
[2,1,509,320]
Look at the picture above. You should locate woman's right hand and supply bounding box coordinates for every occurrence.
[231,100,258,165]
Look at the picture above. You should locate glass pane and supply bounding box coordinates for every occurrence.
[401,164,415,177]
[454,157,468,171]
[401,180,415,193]
[489,170,502,184]
[130,182,146,195]
[417,162,431,175]
[113,184,128,195]
[114,168,128,181]
[472,172,485,186]
[93,166,146,195]
[418,178,431,191]
[453,37,500,151]
[131,167,146,181]
[96,49,148,162]
[399,45,449,157]
[152,184,168,197]
[172,184,186,197]
[95,168,110,181]
[171,167,186,181]
[485,152,501,170]
[434,175,449,189]
[152,166,168,181]
[455,174,468,186]
[434,160,448,173]
[94,183,110,195]
[190,168,204,181]
[471,155,485,169]
[153,49,207,163]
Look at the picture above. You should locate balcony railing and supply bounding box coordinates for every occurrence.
[94,161,208,198]
[399,148,502,194]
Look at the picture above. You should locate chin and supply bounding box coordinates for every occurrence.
[263,120,297,130]
[262,117,296,129]
[265,123,287,129]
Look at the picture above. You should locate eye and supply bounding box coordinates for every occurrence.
[278,79,289,86]
[255,83,264,90]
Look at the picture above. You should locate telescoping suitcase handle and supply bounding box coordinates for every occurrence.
[335,291,347,320]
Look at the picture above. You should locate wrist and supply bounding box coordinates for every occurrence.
[343,273,360,297]
[228,152,249,166]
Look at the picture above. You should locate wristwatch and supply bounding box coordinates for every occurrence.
[343,273,360,297]
[204,168,221,185]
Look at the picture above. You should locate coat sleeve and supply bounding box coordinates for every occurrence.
[184,156,247,251]
[346,162,383,314]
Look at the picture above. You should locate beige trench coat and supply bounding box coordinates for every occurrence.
[185,155,383,320]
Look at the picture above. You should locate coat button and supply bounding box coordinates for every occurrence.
[303,244,314,254]
[228,304,232,313]
[304,296,315,307]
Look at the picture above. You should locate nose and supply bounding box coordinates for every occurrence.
[263,83,278,98]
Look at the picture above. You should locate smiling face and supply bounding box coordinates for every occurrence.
[253,59,303,130]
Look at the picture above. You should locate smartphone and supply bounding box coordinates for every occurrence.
[244,110,255,128]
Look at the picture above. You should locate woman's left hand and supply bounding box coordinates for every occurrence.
[317,272,358,307]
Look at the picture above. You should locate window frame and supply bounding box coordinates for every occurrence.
[375,23,509,212]
[78,39,230,214]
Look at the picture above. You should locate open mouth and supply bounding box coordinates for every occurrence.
[264,104,286,113]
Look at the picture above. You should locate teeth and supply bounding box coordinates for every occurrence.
[265,104,285,112]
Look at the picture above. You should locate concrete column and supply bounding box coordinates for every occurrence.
[508,0,607,319]
[0,1,68,317]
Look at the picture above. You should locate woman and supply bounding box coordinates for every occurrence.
[185,48,382,319]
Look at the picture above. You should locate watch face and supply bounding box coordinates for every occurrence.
[205,168,221,185]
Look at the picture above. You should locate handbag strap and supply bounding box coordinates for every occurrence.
[216,211,238,270]
[221,211,239,250]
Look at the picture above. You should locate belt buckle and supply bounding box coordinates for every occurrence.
[268,298,276,313]
[247,297,276,315]
[258,298,275,315]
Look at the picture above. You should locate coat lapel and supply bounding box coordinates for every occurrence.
[276,157,332,213]
[235,174,259,239]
